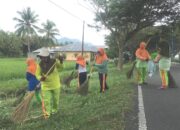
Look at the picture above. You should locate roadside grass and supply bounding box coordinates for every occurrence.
[0,58,26,81]
[0,59,79,94]
[0,58,136,130]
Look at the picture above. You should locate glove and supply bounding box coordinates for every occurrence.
[58,55,64,64]
[40,76,46,81]
[35,83,41,91]
[91,62,95,66]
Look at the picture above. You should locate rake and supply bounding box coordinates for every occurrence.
[168,71,178,88]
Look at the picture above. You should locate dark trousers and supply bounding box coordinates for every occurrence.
[79,72,87,85]
[98,73,108,92]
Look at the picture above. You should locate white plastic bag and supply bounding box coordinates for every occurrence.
[147,60,156,77]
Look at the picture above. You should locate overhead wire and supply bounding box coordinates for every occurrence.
[47,0,106,45]
[47,0,97,27]
[76,0,95,13]
[48,0,83,23]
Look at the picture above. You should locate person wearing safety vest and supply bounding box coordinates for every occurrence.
[26,57,41,103]
[36,48,64,118]
[75,55,88,88]
[94,48,109,93]
[154,40,171,89]
[135,41,151,85]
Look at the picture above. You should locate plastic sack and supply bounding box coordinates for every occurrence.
[147,60,156,77]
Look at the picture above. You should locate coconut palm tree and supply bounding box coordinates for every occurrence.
[39,20,60,45]
[13,7,39,53]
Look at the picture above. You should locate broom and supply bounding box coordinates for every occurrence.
[11,91,35,123]
[126,61,136,79]
[11,62,56,123]
[60,71,75,87]
[13,87,27,106]
[168,71,178,88]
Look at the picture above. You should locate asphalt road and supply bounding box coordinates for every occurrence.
[142,64,180,130]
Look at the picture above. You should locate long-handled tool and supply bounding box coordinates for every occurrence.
[11,62,56,123]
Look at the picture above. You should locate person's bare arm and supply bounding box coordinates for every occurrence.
[154,54,161,63]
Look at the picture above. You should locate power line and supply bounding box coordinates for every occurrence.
[76,0,95,13]
[47,0,96,27]
[47,0,106,45]
[48,0,83,22]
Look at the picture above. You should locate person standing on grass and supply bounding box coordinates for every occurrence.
[93,48,109,93]
[26,57,41,103]
[135,41,151,85]
[75,55,88,88]
[154,40,171,89]
[36,48,64,119]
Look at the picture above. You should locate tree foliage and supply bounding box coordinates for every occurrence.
[39,20,60,40]
[13,7,39,52]
[87,0,180,69]
[0,30,56,57]
[0,30,23,57]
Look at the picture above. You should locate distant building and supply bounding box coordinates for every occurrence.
[95,45,108,49]
[33,44,98,61]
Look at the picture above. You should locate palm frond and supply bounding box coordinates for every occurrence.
[13,7,39,39]
[13,18,24,23]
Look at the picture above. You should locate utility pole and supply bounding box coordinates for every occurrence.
[81,21,85,56]
[171,23,175,58]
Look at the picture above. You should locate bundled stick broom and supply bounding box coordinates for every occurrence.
[168,71,178,88]
[13,87,27,106]
[126,61,136,79]
[11,62,56,123]
[11,91,35,123]
[60,71,77,87]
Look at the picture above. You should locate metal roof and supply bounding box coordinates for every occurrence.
[53,44,98,52]
[33,47,55,53]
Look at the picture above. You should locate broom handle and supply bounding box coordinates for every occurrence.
[90,65,94,74]
[36,62,56,88]
[44,62,56,77]
[89,58,96,75]
[146,36,154,48]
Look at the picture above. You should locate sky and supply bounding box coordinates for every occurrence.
[0,0,108,45]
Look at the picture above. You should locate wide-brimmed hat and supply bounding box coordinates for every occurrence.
[37,48,50,57]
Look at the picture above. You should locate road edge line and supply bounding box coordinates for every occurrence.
[138,85,147,130]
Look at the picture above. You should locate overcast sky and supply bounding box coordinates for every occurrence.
[0,0,107,45]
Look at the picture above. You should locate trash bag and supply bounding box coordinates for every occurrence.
[147,60,156,77]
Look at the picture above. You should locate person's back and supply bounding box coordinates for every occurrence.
[75,55,87,87]
[154,40,171,89]
[26,57,41,103]
[26,58,39,91]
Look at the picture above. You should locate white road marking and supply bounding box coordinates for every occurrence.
[138,85,147,130]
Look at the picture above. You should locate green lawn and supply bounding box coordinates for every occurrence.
[0,58,136,130]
